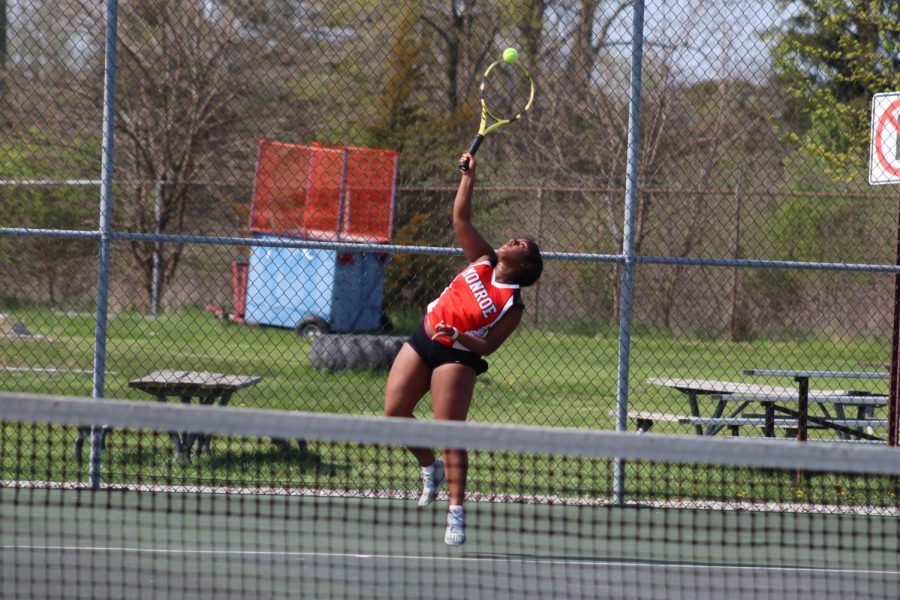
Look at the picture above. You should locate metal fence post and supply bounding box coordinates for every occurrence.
[533,185,544,326]
[0,0,7,124]
[889,189,900,447]
[613,0,645,505]
[89,0,119,489]
[150,180,164,316]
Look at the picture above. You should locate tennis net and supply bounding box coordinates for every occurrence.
[1,391,898,599]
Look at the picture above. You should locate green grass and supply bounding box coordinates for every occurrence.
[1,306,895,505]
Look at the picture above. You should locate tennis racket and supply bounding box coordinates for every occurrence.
[459,56,535,171]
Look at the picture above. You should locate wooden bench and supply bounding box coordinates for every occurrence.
[622,409,886,439]
[618,411,689,433]
[621,411,825,436]
[679,416,886,438]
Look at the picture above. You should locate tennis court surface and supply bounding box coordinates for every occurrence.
[2,392,899,599]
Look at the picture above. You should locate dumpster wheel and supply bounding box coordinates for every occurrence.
[295,316,330,337]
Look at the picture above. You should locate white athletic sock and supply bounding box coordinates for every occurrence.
[422,463,435,475]
[448,505,464,518]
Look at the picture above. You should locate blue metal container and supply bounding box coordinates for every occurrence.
[244,234,388,334]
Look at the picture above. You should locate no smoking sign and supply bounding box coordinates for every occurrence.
[869,92,900,185]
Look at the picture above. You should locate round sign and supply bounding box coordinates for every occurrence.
[874,98,900,178]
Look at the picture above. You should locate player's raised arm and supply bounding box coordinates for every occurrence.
[453,153,495,263]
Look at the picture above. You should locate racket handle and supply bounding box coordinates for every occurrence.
[459,134,484,171]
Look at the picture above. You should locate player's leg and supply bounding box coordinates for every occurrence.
[384,343,435,465]
[384,343,445,505]
[430,363,477,545]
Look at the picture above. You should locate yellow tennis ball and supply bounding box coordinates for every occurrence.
[502,48,519,64]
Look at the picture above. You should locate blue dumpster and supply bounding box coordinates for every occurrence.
[244,234,390,334]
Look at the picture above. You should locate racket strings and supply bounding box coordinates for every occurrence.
[482,62,532,122]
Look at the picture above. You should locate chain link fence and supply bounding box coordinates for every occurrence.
[1,0,899,464]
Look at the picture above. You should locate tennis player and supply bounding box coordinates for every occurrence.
[384,152,543,546]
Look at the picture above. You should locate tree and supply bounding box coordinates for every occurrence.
[0,136,98,306]
[501,0,548,59]
[565,0,630,100]
[772,0,900,178]
[366,6,431,155]
[108,0,317,312]
[367,5,460,312]
[649,9,762,329]
[421,0,500,113]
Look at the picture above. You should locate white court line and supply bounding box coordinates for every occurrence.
[1,545,898,577]
[3,478,898,516]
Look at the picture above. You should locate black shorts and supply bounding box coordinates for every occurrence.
[407,322,489,376]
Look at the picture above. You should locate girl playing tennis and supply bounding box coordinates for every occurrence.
[384,152,543,546]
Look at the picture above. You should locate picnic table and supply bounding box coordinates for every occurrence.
[742,369,888,442]
[644,377,888,441]
[74,370,268,461]
[129,370,264,460]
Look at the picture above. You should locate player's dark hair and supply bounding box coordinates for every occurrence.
[515,238,543,287]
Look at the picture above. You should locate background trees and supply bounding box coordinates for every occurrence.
[1,0,898,335]
[772,0,900,178]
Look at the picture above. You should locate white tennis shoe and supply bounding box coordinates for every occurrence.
[444,509,465,546]
[418,459,445,507]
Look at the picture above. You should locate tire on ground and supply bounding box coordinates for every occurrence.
[295,316,330,337]
[310,334,407,371]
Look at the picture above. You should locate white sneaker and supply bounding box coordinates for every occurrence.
[444,510,465,546]
[417,459,445,507]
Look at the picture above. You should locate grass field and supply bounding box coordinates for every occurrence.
[1,306,895,505]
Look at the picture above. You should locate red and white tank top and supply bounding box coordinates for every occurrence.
[426,260,521,350]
